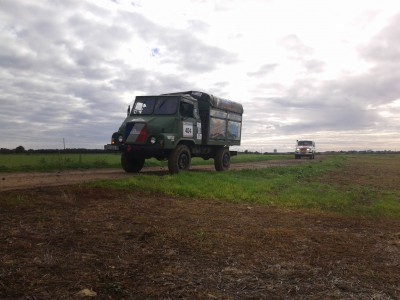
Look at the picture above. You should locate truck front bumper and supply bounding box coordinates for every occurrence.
[104,144,121,151]
[121,143,167,160]
[295,150,315,158]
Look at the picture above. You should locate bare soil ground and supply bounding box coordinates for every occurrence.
[1,158,399,299]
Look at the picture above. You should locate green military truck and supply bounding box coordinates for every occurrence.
[104,91,243,174]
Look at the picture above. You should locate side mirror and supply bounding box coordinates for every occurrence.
[127,105,131,116]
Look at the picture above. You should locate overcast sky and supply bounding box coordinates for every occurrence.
[1,0,400,152]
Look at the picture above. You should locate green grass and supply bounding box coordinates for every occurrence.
[4,153,398,219]
[94,155,400,219]
[97,156,342,205]
[0,153,291,172]
[0,153,121,172]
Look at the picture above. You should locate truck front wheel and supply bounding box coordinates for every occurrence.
[168,144,191,174]
[121,152,145,173]
[214,148,231,171]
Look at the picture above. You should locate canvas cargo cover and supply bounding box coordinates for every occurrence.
[163,91,243,115]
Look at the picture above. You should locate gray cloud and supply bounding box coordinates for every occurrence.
[277,35,325,74]
[1,0,226,148]
[118,10,238,72]
[247,64,278,77]
[0,1,399,151]
[302,59,325,73]
[242,67,396,141]
[279,34,315,57]
[361,12,400,63]
[240,12,400,147]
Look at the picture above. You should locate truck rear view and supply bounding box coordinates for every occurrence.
[105,91,243,174]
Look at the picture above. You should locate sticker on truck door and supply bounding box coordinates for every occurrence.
[183,122,193,138]
[197,122,202,140]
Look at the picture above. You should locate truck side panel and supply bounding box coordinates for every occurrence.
[207,109,242,145]
[193,94,242,146]
[145,90,243,147]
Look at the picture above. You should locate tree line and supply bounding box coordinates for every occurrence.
[0,146,105,154]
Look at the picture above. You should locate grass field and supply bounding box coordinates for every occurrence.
[93,154,400,219]
[1,153,399,218]
[0,152,291,172]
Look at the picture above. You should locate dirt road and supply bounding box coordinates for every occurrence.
[0,158,316,191]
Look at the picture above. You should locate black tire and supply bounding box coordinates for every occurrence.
[214,147,231,171]
[121,152,145,173]
[168,144,191,174]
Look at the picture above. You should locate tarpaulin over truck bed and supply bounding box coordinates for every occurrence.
[163,91,243,115]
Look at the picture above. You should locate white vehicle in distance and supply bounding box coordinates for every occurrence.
[295,140,316,159]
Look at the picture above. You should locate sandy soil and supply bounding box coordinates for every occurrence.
[1,157,399,299]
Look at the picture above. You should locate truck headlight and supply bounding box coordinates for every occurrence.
[111,132,123,144]
[150,137,157,144]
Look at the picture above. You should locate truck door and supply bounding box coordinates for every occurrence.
[180,101,201,143]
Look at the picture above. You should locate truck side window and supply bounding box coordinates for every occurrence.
[154,98,178,115]
[180,102,194,118]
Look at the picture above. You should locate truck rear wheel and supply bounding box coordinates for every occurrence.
[121,152,145,173]
[168,144,191,174]
[214,148,230,171]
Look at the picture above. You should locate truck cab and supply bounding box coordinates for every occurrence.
[295,140,316,159]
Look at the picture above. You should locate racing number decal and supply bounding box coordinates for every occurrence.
[183,122,193,138]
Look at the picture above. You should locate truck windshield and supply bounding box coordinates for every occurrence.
[154,97,178,115]
[131,97,178,115]
[298,141,313,146]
